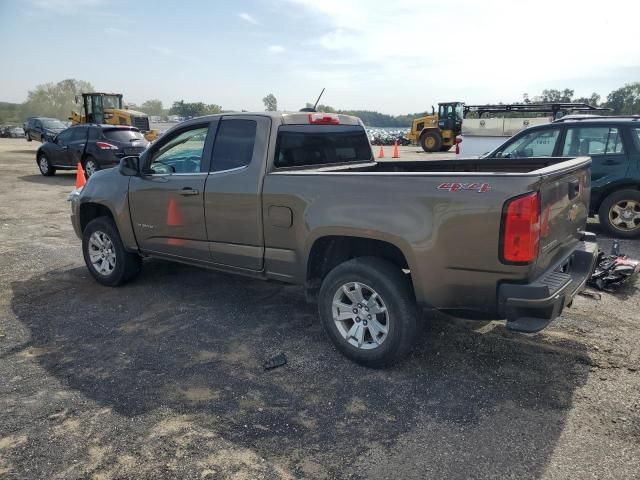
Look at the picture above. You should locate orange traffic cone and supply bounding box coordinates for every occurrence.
[75,162,86,189]
[378,145,385,158]
[392,140,399,158]
[166,197,183,226]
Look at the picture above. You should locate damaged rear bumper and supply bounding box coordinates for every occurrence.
[498,232,598,333]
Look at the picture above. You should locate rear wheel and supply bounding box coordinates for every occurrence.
[37,153,55,176]
[84,157,99,178]
[82,217,142,286]
[598,189,640,238]
[26,133,32,142]
[420,130,442,153]
[318,257,418,367]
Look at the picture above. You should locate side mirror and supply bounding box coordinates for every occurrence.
[119,156,140,176]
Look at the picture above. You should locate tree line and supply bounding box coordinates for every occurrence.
[1,78,638,127]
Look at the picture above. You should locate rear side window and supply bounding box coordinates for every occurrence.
[562,127,625,156]
[275,125,372,168]
[633,128,640,150]
[211,119,257,172]
[103,128,145,142]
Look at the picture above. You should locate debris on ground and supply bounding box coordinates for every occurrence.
[587,241,640,292]
[263,352,287,370]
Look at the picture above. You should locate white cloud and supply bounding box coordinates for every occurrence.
[238,12,259,25]
[286,0,640,107]
[104,26,128,37]
[30,0,105,14]
[151,46,174,56]
[268,45,285,54]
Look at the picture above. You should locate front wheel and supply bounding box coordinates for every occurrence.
[37,154,55,176]
[82,217,142,286]
[318,257,418,367]
[598,189,640,238]
[420,130,442,153]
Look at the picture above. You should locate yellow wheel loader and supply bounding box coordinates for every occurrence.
[70,93,159,142]
[406,102,464,153]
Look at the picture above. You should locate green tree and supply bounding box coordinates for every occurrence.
[139,99,163,116]
[604,82,640,114]
[169,100,222,117]
[536,88,574,102]
[262,93,278,111]
[22,79,94,120]
[573,92,601,107]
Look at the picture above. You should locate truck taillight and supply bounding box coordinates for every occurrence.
[308,113,340,125]
[501,192,540,264]
[96,141,118,150]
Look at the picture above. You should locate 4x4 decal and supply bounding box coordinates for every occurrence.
[437,182,492,193]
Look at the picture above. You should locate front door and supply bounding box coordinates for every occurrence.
[48,128,74,166]
[128,122,216,261]
[204,115,269,271]
[561,125,630,194]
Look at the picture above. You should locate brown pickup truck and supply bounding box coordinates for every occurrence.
[70,112,598,366]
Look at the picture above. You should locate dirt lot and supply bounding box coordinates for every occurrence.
[0,138,638,479]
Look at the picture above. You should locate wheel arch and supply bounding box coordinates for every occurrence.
[592,183,640,213]
[305,234,414,301]
[79,202,116,233]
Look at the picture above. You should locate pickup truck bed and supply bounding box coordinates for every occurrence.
[71,112,597,366]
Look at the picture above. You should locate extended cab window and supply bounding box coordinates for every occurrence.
[211,119,257,172]
[275,125,372,168]
[496,128,560,158]
[562,127,625,156]
[149,126,208,174]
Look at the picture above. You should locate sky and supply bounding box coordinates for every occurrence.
[0,0,639,115]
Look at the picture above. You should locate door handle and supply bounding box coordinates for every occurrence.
[180,188,199,196]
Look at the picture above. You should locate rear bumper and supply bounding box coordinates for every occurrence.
[498,232,598,333]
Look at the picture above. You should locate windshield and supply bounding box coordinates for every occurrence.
[102,95,122,109]
[455,104,464,121]
[41,119,65,129]
[104,128,145,142]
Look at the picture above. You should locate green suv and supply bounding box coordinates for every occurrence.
[486,117,640,238]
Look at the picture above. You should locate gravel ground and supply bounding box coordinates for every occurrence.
[0,138,638,479]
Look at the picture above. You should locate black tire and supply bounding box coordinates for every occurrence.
[598,189,640,238]
[26,134,32,142]
[37,153,56,176]
[440,145,452,152]
[82,216,142,286]
[420,130,442,153]
[83,157,99,179]
[318,257,418,367]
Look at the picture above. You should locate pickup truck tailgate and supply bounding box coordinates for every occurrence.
[535,159,591,277]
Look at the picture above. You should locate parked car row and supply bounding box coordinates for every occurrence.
[0,125,25,138]
[36,124,148,179]
[24,117,67,142]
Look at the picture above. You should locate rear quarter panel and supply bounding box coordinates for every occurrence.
[262,171,544,314]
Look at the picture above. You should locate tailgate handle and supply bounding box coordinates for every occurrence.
[568,179,580,200]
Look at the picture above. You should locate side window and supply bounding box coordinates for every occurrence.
[148,126,208,174]
[88,128,100,141]
[56,129,73,144]
[498,129,560,158]
[562,127,625,156]
[211,119,257,172]
[633,128,640,151]
[71,127,87,142]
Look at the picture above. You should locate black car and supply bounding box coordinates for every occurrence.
[485,116,640,238]
[25,117,67,142]
[36,124,149,178]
